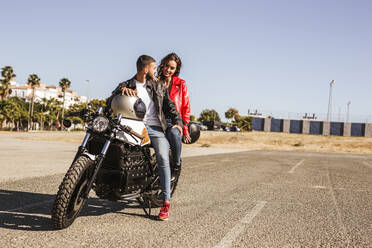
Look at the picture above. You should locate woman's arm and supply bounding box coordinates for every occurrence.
[181,81,191,136]
[163,86,183,129]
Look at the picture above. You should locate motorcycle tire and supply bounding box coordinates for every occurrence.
[51,156,93,229]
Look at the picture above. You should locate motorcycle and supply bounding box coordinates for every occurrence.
[51,94,199,229]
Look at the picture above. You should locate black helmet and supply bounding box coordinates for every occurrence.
[183,122,201,144]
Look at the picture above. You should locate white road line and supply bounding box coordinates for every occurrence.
[4,200,53,212]
[214,201,267,248]
[326,169,350,245]
[0,210,50,218]
[363,161,372,169]
[288,159,305,174]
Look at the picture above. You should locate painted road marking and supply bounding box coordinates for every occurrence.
[0,210,50,218]
[363,161,372,169]
[326,169,350,245]
[214,201,267,248]
[312,185,327,189]
[288,159,305,173]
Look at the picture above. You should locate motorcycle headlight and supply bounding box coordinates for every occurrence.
[92,116,109,132]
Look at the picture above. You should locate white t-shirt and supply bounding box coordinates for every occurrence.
[135,80,161,127]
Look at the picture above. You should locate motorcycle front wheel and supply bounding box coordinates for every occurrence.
[51,156,94,229]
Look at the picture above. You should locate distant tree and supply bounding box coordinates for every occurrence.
[27,74,41,130]
[59,78,71,123]
[10,97,29,129]
[225,107,239,123]
[65,99,106,125]
[70,116,83,125]
[64,102,86,125]
[88,99,107,112]
[0,98,25,129]
[0,66,16,100]
[233,115,252,131]
[41,98,62,130]
[190,115,196,122]
[198,109,221,122]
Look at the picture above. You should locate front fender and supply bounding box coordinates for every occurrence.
[81,152,97,161]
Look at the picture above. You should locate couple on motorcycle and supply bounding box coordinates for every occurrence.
[107,53,191,221]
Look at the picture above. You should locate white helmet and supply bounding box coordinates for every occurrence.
[110,94,146,120]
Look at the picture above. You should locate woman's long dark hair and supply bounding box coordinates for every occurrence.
[157,53,182,80]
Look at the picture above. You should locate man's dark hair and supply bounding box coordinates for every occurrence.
[136,55,156,72]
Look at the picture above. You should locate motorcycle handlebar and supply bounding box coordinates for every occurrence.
[129,130,144,140]
[118,124,144,140]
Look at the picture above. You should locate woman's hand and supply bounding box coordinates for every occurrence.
[121,87,137,96]
[172,125,183,136]
[183,134,192,144]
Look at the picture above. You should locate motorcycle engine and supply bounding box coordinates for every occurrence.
[91,140,150,200]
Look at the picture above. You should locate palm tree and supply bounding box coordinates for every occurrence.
[225,107,239,123]
[59,78,71,123]
[27,74,41,130]
[233,115,252,131]
[42,98,62,130]
[0,66,16,100]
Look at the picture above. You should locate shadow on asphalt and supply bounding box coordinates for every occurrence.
[0,189,149,231]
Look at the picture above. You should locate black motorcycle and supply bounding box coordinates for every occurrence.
[51,95,199,229]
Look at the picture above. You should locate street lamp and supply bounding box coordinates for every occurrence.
[327,80,335,122]
[86,80,90,104]
[346,101,351,123]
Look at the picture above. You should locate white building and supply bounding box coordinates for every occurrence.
[9,81,88,108]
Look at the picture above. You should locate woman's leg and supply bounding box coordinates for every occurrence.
[166,126,182,167]
[146,125,171,201]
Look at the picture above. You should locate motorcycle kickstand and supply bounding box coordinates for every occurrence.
[136,195,152,218]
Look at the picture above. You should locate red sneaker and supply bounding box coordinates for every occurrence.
[158,201,170,221]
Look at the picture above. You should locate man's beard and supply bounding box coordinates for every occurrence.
[146,74,154,81]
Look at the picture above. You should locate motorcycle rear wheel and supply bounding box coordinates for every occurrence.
[51,156,93,229]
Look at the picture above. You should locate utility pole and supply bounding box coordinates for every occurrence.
[346,101,351,123]
[27,98,31,130]
[327,80,335,122]
[338,107,341,122]
[86,79,90,104]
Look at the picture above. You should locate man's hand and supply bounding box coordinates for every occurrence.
[183,134,192,144]
[172,125,183,136]
[121,87,137,96]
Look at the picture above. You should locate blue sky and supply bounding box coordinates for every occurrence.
[1,0,371,122]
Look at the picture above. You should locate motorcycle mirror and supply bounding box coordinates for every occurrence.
[63,119,72,128]
[79,109,90,118]
[183,123,200,144]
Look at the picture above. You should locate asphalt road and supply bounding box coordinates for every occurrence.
[0,141,372,247]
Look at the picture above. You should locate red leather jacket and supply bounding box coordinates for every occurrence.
[168,76,191,135]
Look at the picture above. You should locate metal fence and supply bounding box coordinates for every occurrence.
[251,117,372,137]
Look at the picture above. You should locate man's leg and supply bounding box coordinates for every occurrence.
[146,125,171,201]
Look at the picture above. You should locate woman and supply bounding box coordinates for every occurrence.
[157,53,191,175]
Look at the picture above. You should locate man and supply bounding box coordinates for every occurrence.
[107,55,182,221]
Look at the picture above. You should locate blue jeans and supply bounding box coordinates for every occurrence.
[166,122,182,166]
[146,125,171,201]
